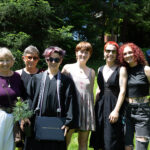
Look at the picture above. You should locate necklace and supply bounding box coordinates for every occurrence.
[1,78,11,88]
[7,78,11,88]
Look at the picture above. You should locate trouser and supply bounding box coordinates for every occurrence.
[136,140,149,150]
[0,110,14,150]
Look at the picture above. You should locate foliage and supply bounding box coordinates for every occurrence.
[11,49,24,70]
[13,97,33,122]
[0,32,31,49]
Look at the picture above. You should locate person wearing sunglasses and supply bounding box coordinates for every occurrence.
[16,45,41,149]
[62,41,95,150]
[21,46,79,150]
[16,45,40,92]
[90,41,127,150]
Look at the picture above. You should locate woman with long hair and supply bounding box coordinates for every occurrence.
[119,43,150,150]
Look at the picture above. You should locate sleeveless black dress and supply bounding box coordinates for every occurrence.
[90,66,125,150]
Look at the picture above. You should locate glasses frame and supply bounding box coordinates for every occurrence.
[46,57,61,63]
[25,56,39,61]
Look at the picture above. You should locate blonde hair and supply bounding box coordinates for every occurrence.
[0,47,15,60]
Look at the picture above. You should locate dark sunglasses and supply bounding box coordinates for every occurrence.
[46,57,61,63]
[25,56,39,60]
[105,49,116,54]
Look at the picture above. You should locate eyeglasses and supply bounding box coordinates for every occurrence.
[25,56,39,60]
[105,49,116,54]
[46,57,61,63]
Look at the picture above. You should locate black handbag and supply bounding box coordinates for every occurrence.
[34,71,65,141]
[34,116,65,141]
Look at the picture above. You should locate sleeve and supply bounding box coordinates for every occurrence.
[64,78,80,129]
[26,76,40,110]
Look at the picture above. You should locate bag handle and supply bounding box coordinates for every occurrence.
[34,70,62,117]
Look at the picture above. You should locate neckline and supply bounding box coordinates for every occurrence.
[102,65,118,83]
[0,72,14,78]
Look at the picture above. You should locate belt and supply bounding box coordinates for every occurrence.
[126,97,149,104]
[0,107,12,113]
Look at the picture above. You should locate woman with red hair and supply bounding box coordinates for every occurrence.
[90,41,127,150]
[119,43,150,150]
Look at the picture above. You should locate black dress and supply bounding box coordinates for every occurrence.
[90,66,125,150]
[23,72,79,150]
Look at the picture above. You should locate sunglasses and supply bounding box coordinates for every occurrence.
[46,57,61,63]
[105,49,116,54]
[25,56,39,60]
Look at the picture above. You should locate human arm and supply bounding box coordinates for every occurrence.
[109,67,127,123]
[144,66,150,100]
[61,64,70,75]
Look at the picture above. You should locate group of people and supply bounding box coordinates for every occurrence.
[0,41,149,150]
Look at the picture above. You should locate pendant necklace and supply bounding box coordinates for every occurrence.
[7,78,11,88]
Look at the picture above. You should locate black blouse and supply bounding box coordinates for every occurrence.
[126,64,149,97]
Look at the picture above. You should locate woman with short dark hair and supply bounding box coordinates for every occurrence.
[21,46,79,150]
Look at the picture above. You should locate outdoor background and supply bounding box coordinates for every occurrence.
[0,0,150,70]
[2,0,149,149]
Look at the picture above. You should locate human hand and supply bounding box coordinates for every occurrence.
[20,118,31,131]
[61,125,69,136]
[109,110,119,124]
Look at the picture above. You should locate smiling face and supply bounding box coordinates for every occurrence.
[0,55,14,73]
[123,46,135,65]
[46,52,62,70]
[76,49,90,64]
[104,44,117,64]
[22,53,39,69]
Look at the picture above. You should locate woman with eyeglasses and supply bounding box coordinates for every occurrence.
[0,47,24,150]
[90,41,127,150]
[62,41,95,150]
[119,43,150,150]
[16,45,41,92]
[16,45,41,149]
[21,46,79,150]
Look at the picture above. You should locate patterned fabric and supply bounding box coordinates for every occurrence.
[65,65,95,131]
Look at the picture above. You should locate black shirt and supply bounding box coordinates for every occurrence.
[126,64,149,97]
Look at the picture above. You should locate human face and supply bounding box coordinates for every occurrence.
[123,46,135,65]
[76,50,90,63]
[0,55,14,73]
[46,52,62,70]
[104,44,117,63]
[23,53,39,69]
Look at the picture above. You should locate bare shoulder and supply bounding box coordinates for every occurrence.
[144,65,150,77]
[62,63,75,73]
[15,69,22,75]
[119,66,127,75]
[90,68,95,78]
